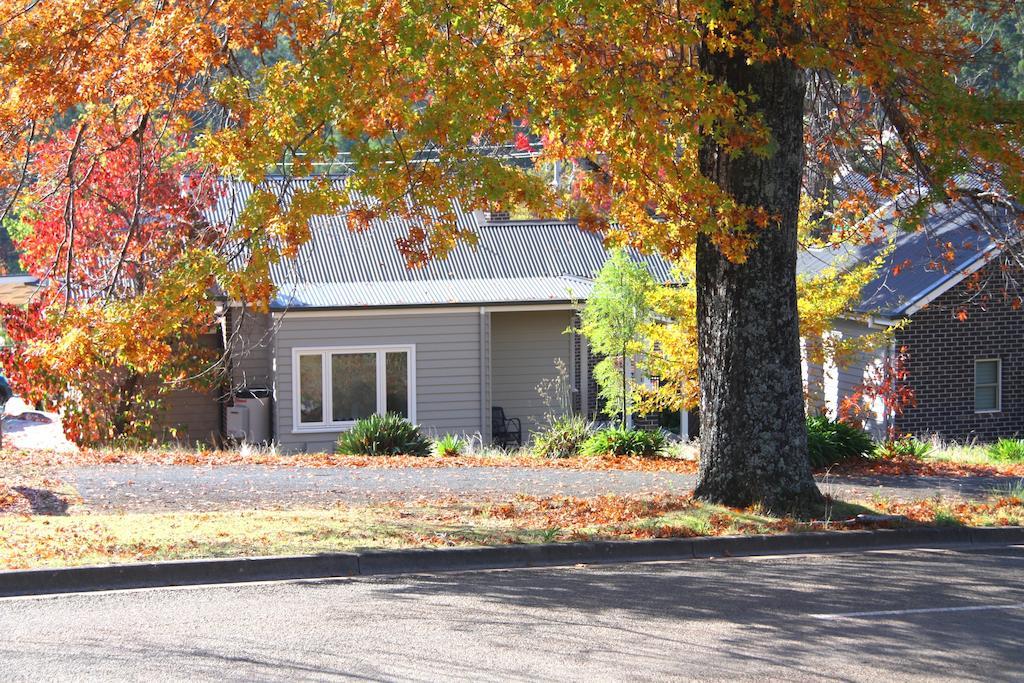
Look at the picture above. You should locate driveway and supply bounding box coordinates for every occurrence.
[2,544,1022,680]
[66,464,1022,511]
[2,398,76,453]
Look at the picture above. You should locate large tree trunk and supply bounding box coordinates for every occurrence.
[694,44,822,512]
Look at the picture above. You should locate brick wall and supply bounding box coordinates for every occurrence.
[894,257,1024,441]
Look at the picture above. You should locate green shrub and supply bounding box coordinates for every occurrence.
[581,426,667,458]
[335,413,431,456]
[806,416,874,468]
[932,509,962,527]
[874,436,933,460]
[989,438,1024,463]
[533,415,593,459]
[433,433,465,457]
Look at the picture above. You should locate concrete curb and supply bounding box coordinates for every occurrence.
[2,526,1022,598]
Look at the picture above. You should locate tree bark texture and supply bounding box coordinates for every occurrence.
[694,45,822,512]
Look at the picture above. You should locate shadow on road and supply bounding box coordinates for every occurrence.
[0,547,1021,680]
[12,486,70,515]
[305,547,1024,680]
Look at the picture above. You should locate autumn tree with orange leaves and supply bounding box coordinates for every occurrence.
[0,127,224,444]
[1,1,1022,508]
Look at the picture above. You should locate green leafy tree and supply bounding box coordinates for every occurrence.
[961,8,1024,99]
[580,249,656,426]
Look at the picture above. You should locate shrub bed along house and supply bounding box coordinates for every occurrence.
[335,414,432,456]
[532,415,594,459]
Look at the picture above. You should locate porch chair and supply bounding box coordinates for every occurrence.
[491,406,522,448]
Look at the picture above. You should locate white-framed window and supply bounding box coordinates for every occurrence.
[292,345,415,432]
[975,358,1001,413]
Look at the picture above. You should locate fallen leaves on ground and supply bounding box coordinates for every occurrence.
[0,472,79,516]
[481,493,696,526]
[13,490,1008,571]
[866,495,1024,527]
[821,455,1024,478]
[0,445,699,473]
[0,483,25,514]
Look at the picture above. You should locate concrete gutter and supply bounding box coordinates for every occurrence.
[2,526,1022,598]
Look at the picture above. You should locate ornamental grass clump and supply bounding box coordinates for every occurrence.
[581,426,667,458]
[805,416,874,468]
[433,433,465,457]
[533,415,594,459]
[989,438,1024,463]
[335,413,431,456]
[873,435,933,460]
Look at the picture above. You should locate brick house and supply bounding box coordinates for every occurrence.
[893,255,1024,440]
[801,199,1023,442]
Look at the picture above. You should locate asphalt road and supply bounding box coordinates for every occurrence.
[68,464,1022,511]
[1,545,1022,681]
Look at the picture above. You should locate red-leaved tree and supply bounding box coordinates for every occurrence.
[0,123,225,445]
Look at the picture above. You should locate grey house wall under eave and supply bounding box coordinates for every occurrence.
[491,310,575,437]
[227,308,275,391]
[802,317,890,438]
[274,310,486,453]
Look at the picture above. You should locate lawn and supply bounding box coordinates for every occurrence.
[837,439,1024,477]
[3,438,1024,572]
[2,491,1022,571]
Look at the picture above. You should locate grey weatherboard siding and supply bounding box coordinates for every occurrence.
[802,317,891,438]
[274,311,486,452]
[491,310,574,436]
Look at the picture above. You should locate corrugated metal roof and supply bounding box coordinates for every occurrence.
[271,276,595,310]
[212,177,1018,317]
[207,178,674,310]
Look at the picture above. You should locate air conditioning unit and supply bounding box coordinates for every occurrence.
[227,388,271,444]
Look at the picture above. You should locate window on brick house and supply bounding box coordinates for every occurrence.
[975,359,1001,413]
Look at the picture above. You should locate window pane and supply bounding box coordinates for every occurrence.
[385,352,409,418]
[332,353,377,422]
[976,385,999,412]
[299,355,323,423]
[976,360,999,386]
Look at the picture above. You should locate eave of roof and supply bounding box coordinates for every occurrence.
[269,276,595,310]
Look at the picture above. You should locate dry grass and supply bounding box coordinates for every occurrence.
[1,491,1020,571]
[0,495,784,569]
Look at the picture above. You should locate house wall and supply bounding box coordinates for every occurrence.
[156,332,225,445]
[895,258,1024,441]
[160,385,223,445]
[227,308,275,391]
[491,310,574,437]
[274,309,486,452]
[802,318,890,439]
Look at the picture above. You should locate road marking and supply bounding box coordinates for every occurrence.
[811,603,1024,620]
